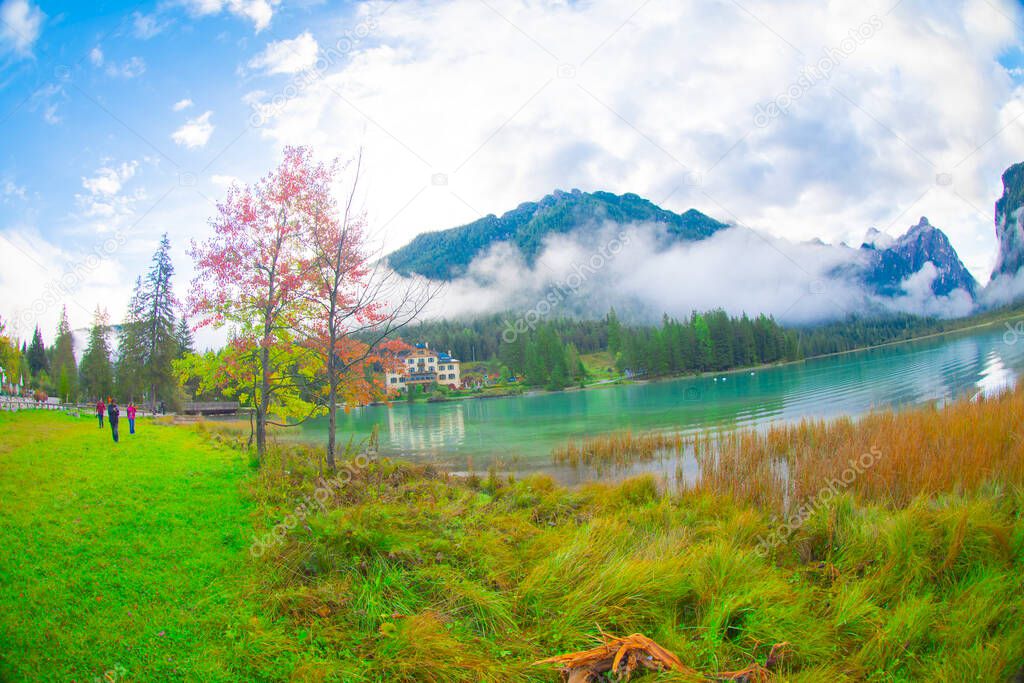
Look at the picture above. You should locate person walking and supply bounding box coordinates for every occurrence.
[107,399,120,443]
[126,402,137,435]
[96,399,105,428]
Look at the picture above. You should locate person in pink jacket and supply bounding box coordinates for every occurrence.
[126,402,137,435]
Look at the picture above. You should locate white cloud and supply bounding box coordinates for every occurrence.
[417,222,977,325]
[10,0,1024,338]
[81,161,138,197]
[29,82,63,124]
[106,56,146,79]
[250,0,1024,293]
[88,46,145,78]
[248,31,319,74]
[180,0,279,32]
[132,11,163,39]
[41,103,59,125]
[1,177,26,201]
[0,228,132,341]
[172,111,214,148]
[0,0,44,57]
[172,98,194,111]
[210,174,240,187]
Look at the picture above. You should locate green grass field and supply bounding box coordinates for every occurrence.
[0,411,254,681]
[1,407,1023,681]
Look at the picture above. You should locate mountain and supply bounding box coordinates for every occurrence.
[386,189,728,280]
[991,161,1024,280]
[858,217,978,298]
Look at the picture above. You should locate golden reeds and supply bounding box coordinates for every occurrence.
[553,385,1024,513]
[696,387,1024,512]
[552,430,687,468]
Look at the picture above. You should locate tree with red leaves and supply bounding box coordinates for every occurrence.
[189,145,436,466]
[188,146,323,460]
[300,149,436,469]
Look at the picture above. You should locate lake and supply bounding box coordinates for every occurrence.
[293,319,1024,481]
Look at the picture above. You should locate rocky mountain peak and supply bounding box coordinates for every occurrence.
[991,161,1024,280]
[860,218,977,298]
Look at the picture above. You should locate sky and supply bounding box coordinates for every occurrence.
[1,0,1024,345]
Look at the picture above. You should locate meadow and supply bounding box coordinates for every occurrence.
[1,388,1023,681]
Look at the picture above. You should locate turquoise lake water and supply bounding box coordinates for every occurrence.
[294,319,1024,481]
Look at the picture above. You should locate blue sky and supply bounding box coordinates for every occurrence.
[2,0,1024,342]
[0,0,362,244]
[1,0,371,342]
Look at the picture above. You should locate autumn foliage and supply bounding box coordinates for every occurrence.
[187,146,410,461]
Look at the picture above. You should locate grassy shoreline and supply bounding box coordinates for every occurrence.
[1,386,1023,680]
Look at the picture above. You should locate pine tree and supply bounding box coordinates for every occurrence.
[175,317,194,358]
[26,325,47,377]
[524,337,547,386]
[129,235,180,410]
[707,309,734,371]
[606,308,622,357]
[51,306,77,401]
[79,308,114,400]
[498,333,527,377]
[116,277,147,401]
[692,313,713,371]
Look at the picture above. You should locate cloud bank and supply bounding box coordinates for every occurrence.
[414,223,978,325]
[250,0,1024,289]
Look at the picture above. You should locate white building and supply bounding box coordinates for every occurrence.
[385,344,461,391]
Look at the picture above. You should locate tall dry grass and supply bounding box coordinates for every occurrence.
[552,430,687,468]
[552,386,1024,513]
[696,387,1024,512]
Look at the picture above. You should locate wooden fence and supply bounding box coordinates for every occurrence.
[0,397,66,411]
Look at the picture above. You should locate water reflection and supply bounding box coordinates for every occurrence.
[294,322,1024,478]
[976,350,1015,399]
[386,402,466,453]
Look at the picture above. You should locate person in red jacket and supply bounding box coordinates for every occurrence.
[126,402,137,435]
[96,399,105,428]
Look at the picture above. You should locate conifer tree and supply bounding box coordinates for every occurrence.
[51,306,77,401]
[79,308,114,400]
[128,235,180,410]
[26,325,47,377]
[116,277,147,401]
[175,317,194,359]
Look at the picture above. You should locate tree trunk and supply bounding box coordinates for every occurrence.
[325,290,340,470]
[326,382,338,470]
[256,343,270,462]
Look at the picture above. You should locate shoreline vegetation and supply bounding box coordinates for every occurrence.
[2,383,1023,680]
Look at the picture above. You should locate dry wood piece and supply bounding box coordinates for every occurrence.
[534,632,699,681]
[534,632,789,682]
